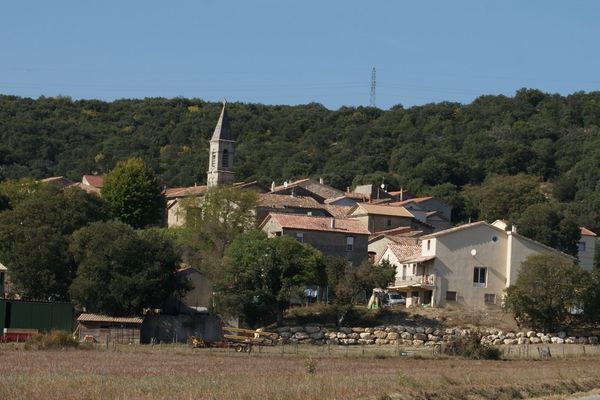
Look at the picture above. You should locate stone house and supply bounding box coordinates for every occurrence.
[578,227,597,271]
[379,220,575,309]
[348,203,434,234]
[260,212,370,266]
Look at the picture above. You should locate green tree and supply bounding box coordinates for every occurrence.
[101,157,165,228]
[517,203,580,256]
[219,230,324,327]
[504,253,587,330]
[69,220,187,316]
[327,258,396,325]
[0,186,111,300]
[0,178,41,209]
[178,186,258,281]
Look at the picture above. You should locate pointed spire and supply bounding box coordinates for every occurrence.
[211,101,234,141]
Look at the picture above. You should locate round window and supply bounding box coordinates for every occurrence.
[491,235,499,243]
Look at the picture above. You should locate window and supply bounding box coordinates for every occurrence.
[473,267,487,288]
[402,265,407,280]
[346,236,354,251]
[577,241,586,252]
[296,232,304,243]
[222,149,229,168]
[211,152,216,168]
[484,293,497,304]
[446,291,457,301]
[386,219,392,227]
[427,240,431,251]
[491,235,498,243]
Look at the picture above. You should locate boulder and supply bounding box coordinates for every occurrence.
[428,334,441,342]
[530,337,541,344]
[326,332,338,339]
[310,332,324,340]
[412,340,425,347]
[339,327,353,334]
[290,326,304,333]
[565,337,577,344]
[577,337,588,344]
[374,331,388,339]
[444,328,455,335]
[352,327,365,333]
[406,327,416,334]
[293,332,309,340]
[415,326,425,334]
[280,332,292,339]
[304,326,320,334]
[349,333,360,340]
[425,327,434,335]
[385,326,397,333]
[336,332,347,339]
[506,332,516,339]
[557,331,567,339]
[433,329,443,337]
[364,328,374,334]
[551,337,565,344]
[493,339,503,345]
[359,332,373,340]
[375,338,389,345]
[517,337,530,345]
[396,326,406,333]
[400,332,413,340]
[358,339,374,345]
[387,332,400,340]
[326,338,339,345]
[516,332,526,338]
[424,341,437,347]
[526,331,536,338]
[414,333,428,341]
[277,326,291,333]
[503,339,517,345]
[588,336,599,344]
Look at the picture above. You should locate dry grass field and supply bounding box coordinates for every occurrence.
[2,344,600,400]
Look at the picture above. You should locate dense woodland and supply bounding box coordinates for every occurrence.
[1,90,600,232]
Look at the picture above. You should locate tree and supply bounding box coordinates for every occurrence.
[101,157,165,228]
[517,203,580,256]
[177,186,258,280]
[326,258,396,325]
[464,174,545,222]
[0,178,41,209]
[69,221,187,316]
[219,230,324,327]
[504,253,588,330]
[0,186,111,300]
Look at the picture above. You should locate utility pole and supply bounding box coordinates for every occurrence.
[370,67,376,107]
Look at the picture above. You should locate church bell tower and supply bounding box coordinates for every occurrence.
[207,101,235,187]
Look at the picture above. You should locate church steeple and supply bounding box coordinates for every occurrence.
[207,101,235,187]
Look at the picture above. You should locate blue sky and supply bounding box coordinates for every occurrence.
[1,1,599,109]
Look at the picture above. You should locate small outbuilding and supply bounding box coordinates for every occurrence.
[76,313,143,344]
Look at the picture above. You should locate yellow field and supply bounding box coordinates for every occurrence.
[1,344,600,400]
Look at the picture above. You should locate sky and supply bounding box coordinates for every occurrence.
[1,1,600,110]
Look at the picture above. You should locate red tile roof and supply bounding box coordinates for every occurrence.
[388,196,434,207]
[259,193,323,209]
[323,205,353,218]
[165,185,208,198]
[82,175,105,188]
[351,203,415,218]
[262,212,370,235]
[580,227,597,237]
[386,238,421,262]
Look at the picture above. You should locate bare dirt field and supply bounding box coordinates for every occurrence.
[2,345,600,400]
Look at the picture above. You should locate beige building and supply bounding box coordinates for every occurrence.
[379,220,575,308]
[348,203,433,234]
[578,227,597,271]
[260,212,370,266]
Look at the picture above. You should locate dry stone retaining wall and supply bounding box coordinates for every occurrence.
[273,325,600,347]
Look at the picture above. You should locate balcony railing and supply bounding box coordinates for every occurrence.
[394,274,435,287]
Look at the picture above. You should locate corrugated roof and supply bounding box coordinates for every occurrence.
[352,203,414,218]
[262,212,370,235]
[77,313,143,324]
[580,227,597,237]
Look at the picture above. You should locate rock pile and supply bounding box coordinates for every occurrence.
[273,325,600,347]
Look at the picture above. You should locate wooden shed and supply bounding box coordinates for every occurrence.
[76,313,143,344]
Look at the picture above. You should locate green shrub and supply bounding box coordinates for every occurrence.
[25,330,79,350]
[443,332,502,360]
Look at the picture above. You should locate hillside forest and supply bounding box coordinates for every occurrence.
[1,89,600,234]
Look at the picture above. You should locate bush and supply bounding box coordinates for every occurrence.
[443,332,502,360]
[25,330,79,350]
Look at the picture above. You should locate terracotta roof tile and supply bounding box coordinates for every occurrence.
[323,205,353,218]
[352,203,414,218]
[263,212,370,235]
[580,227,597,237]
[386,238,422,262]
[259,193,323,209]
[388,196,434,207]
[165,186,208,198]
[82,175,105,188]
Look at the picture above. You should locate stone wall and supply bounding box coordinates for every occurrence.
[273,325,600,347]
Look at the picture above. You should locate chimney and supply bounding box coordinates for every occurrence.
[271,181,275,192]
[319,177,324,184]
[330,218,336,229]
